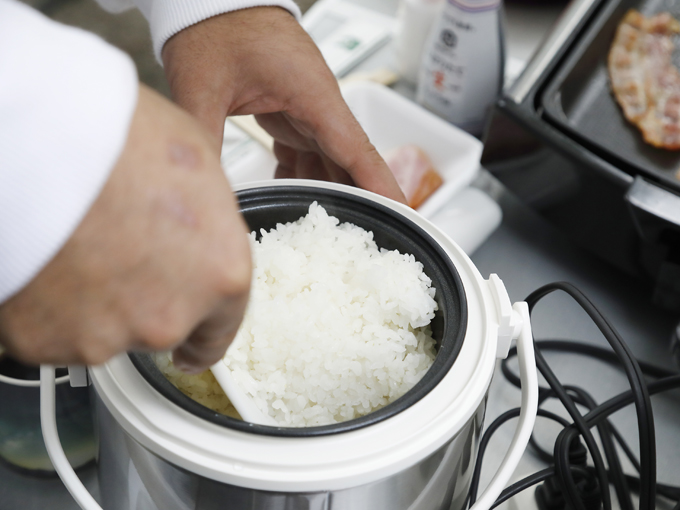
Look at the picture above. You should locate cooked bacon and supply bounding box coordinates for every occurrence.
[609,10,680,149]
[383,145,444,210]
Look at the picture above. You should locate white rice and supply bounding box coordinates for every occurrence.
[159,202,438,427]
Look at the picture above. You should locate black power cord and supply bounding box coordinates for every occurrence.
[467,282,680,510]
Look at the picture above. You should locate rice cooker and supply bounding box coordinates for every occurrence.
[40,180,538,510]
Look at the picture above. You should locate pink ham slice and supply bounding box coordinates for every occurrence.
[384,145,444,210]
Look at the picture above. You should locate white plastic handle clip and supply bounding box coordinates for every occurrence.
[488,274,522,359]
[68,365,89,387]
[469,301,539,510]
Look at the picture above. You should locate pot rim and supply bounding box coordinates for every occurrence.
[128,183,468,436]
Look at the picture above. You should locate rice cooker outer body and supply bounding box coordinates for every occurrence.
[90,181,504,507]
[94,389,485,510]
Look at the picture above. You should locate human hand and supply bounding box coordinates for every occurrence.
[161,6,406,204]
[0,85,252,373]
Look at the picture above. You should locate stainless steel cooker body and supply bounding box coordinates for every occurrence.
[94,392,486,510]
[79,182,538,510]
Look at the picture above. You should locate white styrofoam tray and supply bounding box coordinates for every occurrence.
[340,81,483,218]
[222,81,483,219]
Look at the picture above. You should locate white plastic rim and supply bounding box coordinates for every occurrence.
[89,180,508,492]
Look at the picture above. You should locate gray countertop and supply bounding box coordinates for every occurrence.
[470,172,680,510]
[0,460,99,510]
[4,169,678,510]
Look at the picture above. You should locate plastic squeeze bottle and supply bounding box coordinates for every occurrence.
[416,0,505,136]
[393,0,445,85]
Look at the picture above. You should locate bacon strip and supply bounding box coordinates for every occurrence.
[609,10,680,149]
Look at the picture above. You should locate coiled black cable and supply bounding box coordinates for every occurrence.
[466,282,679,510]
[563,385,633,510]
[467,408,570,505]
[527,283,656,510]
[471,370,680,509]
[532,346,613,510]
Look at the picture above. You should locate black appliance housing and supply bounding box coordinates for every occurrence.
[482,0,680,311]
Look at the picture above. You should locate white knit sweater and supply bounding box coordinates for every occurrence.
[0,0,300,303]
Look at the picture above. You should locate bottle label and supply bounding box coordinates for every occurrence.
[416,0,503,134]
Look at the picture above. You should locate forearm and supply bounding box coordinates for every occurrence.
[93,0,301,62]
[0,0,138,303]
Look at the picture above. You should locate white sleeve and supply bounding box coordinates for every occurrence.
[94,0,302,62]
[0,0,138,303]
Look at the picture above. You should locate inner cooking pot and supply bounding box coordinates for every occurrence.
[129,185,468,437]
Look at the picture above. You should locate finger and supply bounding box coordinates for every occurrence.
[283,103,406,204]
[255,113,319,152]
[319,151,356,187]
[274,164,296,179]
[296,151,330,181]
[270,122,352,185]
[273,140,298,169]
[172,324,233,374]
[172,300,247,373]
[273,128,357,187]
[273,142,298,179]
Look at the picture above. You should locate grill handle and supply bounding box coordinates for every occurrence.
[507,0,601,104]
[626,177,680,233]
[626,177,680,310]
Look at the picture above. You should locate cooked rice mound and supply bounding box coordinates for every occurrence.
[159,202,438,427]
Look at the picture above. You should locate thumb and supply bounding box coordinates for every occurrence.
[288,97,406,205]
[172,301,246,374]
